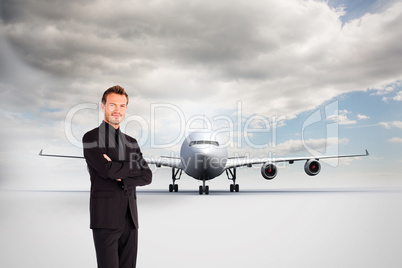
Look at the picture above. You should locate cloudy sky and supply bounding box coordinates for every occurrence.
[1,0,402,190]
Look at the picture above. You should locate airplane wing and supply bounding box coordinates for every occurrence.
[225,150,369,169]
[39,149,183,169]
[39,149,85,159]
[144,156,182,169]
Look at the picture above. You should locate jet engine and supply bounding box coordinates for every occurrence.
[261,163,277,180]
[304,159,321,176]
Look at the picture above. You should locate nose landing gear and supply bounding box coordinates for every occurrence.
[199,179,209,195]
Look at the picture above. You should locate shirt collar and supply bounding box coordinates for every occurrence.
[100,120,121,135]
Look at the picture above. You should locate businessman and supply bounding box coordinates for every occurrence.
[83,85,152,268]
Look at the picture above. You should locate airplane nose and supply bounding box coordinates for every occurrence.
[180,137,228,180]
[192,152,226,176]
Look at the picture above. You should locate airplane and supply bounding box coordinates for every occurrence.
[40,130,369,195]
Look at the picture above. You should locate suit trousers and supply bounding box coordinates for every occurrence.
[92,211,138,268]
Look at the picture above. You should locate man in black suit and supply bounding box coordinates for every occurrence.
[83,85,152,268]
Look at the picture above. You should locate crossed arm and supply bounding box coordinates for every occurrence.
[103,154,121,181]
[83,132,152,187]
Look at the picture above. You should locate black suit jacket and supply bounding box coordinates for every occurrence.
[83,121,152,229]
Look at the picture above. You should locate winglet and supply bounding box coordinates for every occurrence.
[365,149,369,156]
[39,149,43,156]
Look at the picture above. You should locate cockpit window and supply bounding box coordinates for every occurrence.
[189,140,219,146]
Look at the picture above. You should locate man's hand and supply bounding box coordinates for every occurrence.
[103,154,122,181]
[103,154,112,162]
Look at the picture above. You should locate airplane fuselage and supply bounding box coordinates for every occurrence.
[180,131,228,180]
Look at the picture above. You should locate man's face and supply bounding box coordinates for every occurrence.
[101,93,128,128]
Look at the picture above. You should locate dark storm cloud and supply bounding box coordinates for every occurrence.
[0,0,278,79]
[1,0,402,118]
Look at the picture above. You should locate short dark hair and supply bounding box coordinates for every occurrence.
[101,85,129,105]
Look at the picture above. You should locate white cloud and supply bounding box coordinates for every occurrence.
[276,137,349,155]
[357,114,370,120]
[338,114,357,125]
[380,121,402,129]
[328,110,357,125]
[371,81,400,96]
[328,110,370,126]
[388,137,402,143]
[229,136,349,158]
[393,91,402,101]
[382,89,402,102]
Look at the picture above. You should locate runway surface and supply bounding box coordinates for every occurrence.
[1,187,401,268]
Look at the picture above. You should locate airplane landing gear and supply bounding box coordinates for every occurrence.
[169,168,182,192]
[229,184,239,192]
[169,184,178,192]
[226,167,239,192]
[199,179,209,195]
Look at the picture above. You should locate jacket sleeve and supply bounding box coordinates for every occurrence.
[82,132,143,180]
[124,150,153,188]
